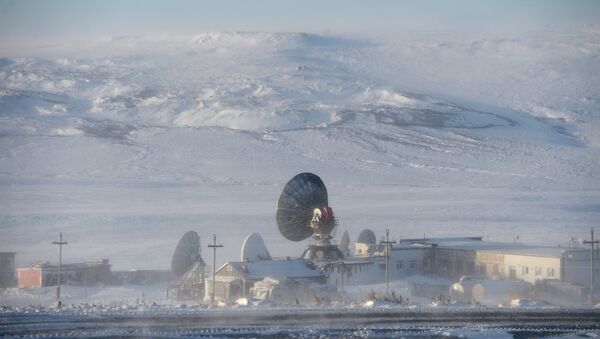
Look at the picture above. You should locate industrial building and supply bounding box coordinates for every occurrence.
[399,237,593,287]
[0,252,16,288]
[17,259,112,288]
[347,236,595,304]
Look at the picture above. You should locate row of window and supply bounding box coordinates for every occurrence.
[520,266,555,277]
[510,265,555,278]
[395,259,417,270]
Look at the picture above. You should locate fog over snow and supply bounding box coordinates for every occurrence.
[1,25,599,270]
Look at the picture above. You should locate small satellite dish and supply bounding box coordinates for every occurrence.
[276,172,335,242]
[241,232,272,261]
[171,231,200,277]
[358,229,376,244]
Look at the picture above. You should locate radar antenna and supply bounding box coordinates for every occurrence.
[276,172,342,261]
[168,231,205,300]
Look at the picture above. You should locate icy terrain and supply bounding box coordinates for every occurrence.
[0,28,599,274]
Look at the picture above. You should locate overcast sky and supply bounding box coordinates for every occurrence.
[1,0,599,46]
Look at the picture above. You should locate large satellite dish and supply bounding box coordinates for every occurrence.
[171,231,200,277]
[358,229,376,244]
[241,232,272,261]
[276,172,335,242]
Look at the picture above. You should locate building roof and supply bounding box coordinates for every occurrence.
[221,259,323,280]
[18,260,111,271]
[403,238,585,258]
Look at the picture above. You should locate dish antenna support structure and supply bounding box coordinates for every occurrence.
[276,172,343,261]
[168,231,206,300]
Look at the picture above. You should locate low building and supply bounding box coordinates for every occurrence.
[206,258,325,302]
[397,237,593,289]
[0,252,16,288]
[17,259,112,288]
[347,236,596,304]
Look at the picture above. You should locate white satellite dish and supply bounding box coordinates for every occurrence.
[241,232,272,261]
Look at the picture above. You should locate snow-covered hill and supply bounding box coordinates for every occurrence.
[0,30,598,270]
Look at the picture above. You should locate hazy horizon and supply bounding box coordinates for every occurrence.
[1,0,599,47]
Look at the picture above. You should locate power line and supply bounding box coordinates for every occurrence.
[380,228,396,296]
[583,227,599,305]
[52,232,68,308]
[208,234,223,304]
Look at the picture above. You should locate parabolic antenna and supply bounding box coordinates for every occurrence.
[241,232,272,261]
[171,231,200,277]
[358,229,376,244]
[276,172,335,242]
[338,230,350,255]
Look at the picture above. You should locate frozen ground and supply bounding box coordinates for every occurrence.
[1,303,599,338]
[0,28,599,275]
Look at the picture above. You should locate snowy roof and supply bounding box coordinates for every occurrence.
[418,238,584,258]
[18,261,111,271]
[224,259,323,280]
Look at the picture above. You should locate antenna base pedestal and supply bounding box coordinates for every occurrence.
[301,235,344,261]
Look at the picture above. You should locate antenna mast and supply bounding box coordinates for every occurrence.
[208,234,223,303]
[52,232,68,308]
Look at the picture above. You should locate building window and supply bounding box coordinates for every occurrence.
[379,264,386,270]
[493,264,499,274]
[480,264,487,275]
[409,260,416,269]
[535,267,542,276]
[547,268,555,277]
[509,266,516,280]
[522,266,529,275]
[396,260,403,270]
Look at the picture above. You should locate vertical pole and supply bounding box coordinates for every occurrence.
[58,234,62,302]
[380,229,396,297]
[208,234,223,303]
[212,235,216,303]
[385,230,389,295]
[584,227,599,305]
[592,228,595,304]
[341,264,344,292]
[52,232,68,308]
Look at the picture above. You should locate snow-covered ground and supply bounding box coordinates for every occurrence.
[1,28,599,277]
[0,283,170,307]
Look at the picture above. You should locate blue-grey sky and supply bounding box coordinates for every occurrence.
[1,0,599,45]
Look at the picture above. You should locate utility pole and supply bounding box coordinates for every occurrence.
[584,227,599,305]
[208,234,223,303]
[380,229,396,296]
[52,232,68,308]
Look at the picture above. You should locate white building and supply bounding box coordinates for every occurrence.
[206,258,325,302]
[348,236,596,303]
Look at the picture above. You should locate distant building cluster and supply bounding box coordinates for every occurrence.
[16,259,112,288]
[0,233,597,306]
